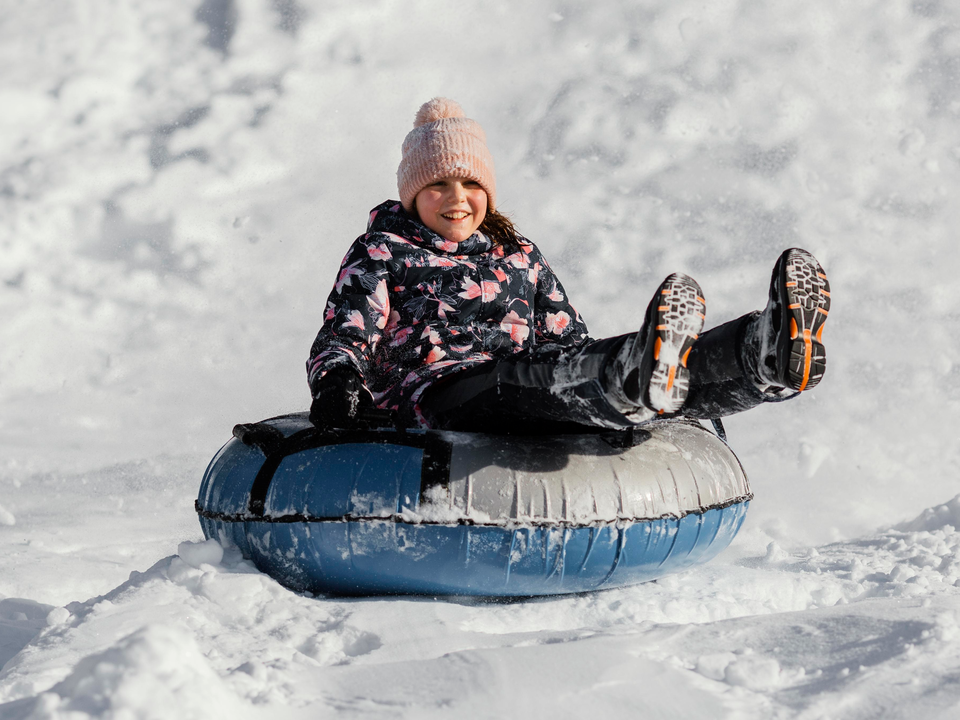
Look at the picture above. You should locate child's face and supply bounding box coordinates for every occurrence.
[414,177,488,243]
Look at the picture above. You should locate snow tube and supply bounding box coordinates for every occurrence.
[195,413,751,597]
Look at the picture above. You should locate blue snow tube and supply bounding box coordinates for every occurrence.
[195,413,751,597]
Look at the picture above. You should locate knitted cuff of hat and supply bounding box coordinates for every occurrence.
[397,98,497,212]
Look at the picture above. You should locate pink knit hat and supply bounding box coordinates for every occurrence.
[397,98,496,212]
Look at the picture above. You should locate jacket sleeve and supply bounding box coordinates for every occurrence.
[530,246,591,346]
[306,236,392,397]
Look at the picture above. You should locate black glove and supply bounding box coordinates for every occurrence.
[309,368,372,429]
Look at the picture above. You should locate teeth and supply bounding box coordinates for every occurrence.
[443,212,468,220]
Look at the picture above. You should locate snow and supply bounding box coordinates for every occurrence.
[1,0,959,716]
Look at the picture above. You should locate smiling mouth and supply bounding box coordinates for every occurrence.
[441,211,469,221]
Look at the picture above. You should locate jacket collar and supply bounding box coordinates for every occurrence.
[367,200,494,256]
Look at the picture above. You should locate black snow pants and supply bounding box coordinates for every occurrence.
[417,313,771,434]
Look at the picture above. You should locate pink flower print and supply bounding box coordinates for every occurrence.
[436,299,456,320]
[324,301,336,322]
[500,311,530,344]
[426,346,447,363]
[527,263,539,285]
[421,326,442,345]
[459,277,481,300]
[390,326,415,346]
[335,260,365,293]
[368,210,378,227]
[384,309,400,334]
[342,309,366,330]
[450,344,474,353]
[436,239,459,253]
[481,281,501,302]
[460,278,501,302]
[545,311,571,335]
[367,243,392,260]
[367,279,390,329]
[507,256,526,269]
[427,255,457,267]
[492,267,507,281]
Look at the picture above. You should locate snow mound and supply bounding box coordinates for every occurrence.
[783,513,960,599]
[895,495,960,533]
[0,544,382,712]
[4,625,251,720]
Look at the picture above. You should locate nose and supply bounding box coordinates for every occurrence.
[451,181,467,201]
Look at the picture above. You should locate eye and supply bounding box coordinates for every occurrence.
[464,181,481,188]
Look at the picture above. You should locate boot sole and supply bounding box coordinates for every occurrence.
[646,274,706,414]
[780,249,830,392]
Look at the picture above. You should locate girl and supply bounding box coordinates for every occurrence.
[307,98,830,433]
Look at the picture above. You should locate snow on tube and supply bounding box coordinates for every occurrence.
[195,413,751,597]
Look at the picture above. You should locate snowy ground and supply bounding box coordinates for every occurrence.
[2,0,960,717]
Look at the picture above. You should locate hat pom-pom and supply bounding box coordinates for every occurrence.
[414,97,465,127]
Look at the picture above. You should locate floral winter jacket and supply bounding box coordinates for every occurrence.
[307,200,590,423]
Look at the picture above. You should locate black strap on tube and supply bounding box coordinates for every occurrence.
[232,413,450,518]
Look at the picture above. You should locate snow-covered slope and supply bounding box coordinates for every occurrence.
[2,0,959,716]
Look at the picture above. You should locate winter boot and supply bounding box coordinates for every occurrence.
[607,273,707,415]
[746,248,831,392]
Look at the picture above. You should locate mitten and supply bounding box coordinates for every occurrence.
[309,367,371,429]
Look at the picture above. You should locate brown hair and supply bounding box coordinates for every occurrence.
[478,208,529,253]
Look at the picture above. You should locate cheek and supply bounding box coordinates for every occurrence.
[414,190,441,216]
[470,192,488,216]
